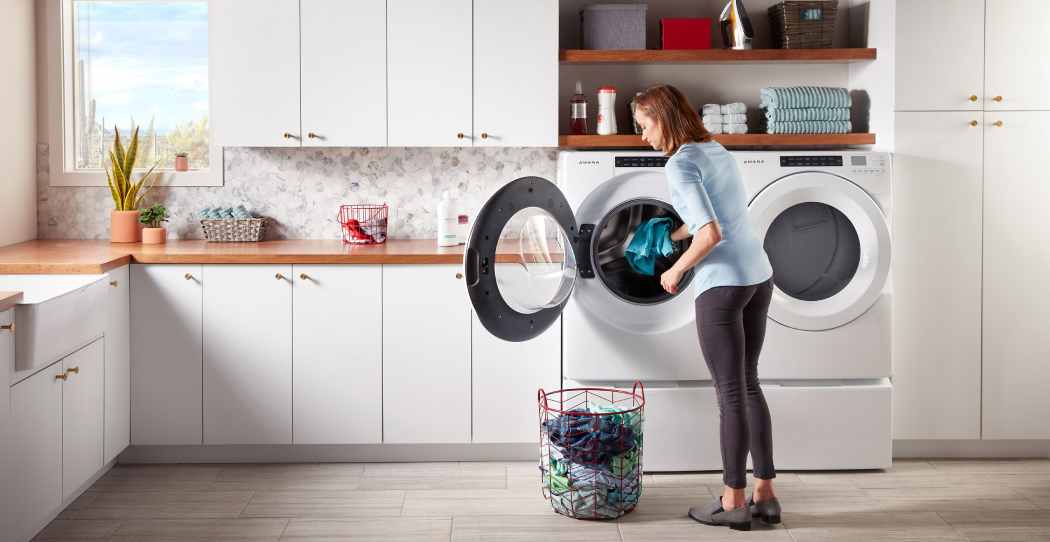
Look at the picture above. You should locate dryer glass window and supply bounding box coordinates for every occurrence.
[494,207,577,315]
[763,202,860,302]
[593,199,693,305]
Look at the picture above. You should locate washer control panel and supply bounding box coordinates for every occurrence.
[616,156,669,168]
[849,154,889,174]
[780,155,843,168]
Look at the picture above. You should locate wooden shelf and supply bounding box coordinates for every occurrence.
[559,48,876,63]
[559,133,876,147]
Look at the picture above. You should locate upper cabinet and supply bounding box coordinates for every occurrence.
[985,0,1050,111]
[895,0,985,111]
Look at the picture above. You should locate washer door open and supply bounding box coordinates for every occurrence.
[749,172,891,331]
[464,176,579,342]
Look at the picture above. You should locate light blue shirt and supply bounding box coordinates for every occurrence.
[665,142,773,298]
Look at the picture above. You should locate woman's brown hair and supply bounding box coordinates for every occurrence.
[632,84,713,156]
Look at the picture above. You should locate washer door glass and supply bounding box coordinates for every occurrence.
[764,202,860,302]
[495,208,577,314]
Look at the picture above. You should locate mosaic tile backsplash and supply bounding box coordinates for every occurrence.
[36,144,559,240]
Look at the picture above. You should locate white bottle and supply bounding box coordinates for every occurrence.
[597,87,617,135]
[437,191,458,247]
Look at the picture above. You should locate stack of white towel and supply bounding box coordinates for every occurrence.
[700,103,748,135]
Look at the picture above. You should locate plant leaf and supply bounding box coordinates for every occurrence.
[106,175,120,210]
[113,126,126,173]
[124,178,143,211]
[123,125,140,179]
[133,160,164,209]
[108,149,128,210]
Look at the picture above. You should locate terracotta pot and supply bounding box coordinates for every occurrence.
[110,211,142,243]
[142,227,167,244]
[175,156,189,171]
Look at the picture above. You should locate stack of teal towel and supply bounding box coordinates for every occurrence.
[197,205,253,220]
[760,87,852,134]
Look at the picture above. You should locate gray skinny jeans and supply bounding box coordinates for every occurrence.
[694,277,776,489]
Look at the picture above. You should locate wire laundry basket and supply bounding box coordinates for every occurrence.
[538,383,644,519]
[339,204,388,244]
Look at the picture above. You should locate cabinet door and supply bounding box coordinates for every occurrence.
[292,264,383,444]
[982,111,1050,439]
[891,112,983,440]
[383,264,471,443]
[471,312,560,443]
[63,339,105,500]
[895,0,984,111]
[212,0,301,147]
[473,0,557,147]
[985,0,1050,111]
[104,265,130,464]
[0,310,12,540]
[301,0,387,147]
[388,0,472,146]
[204,265,292,444]
[131,264,203,445]
[9,361,63,540]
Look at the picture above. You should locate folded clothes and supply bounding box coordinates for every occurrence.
[761,86,851,109]
[724,113,747,124]
[765,120,852,134]
[198,205,253,220]
[625,218,675,276]
[542,409,636,465]
[724,123,748,134]
[702,114,724,126]
[721,102,747,114]
[762,106,850,122]
[707,123,723,135]
[701,103,721,116]
[588,401,645,446]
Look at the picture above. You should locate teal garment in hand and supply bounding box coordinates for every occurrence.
[625,218,675,276]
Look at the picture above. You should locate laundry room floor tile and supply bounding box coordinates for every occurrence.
[781,511,965,541]
[630,487,715,515]
[937,510,1050,541]
[75,491,255,519]
[451,515,621,541]
[239,490,406,518]
[1008,482,1050,509]
[207,464,362,491]
[864,484,1040,512]
[797,459,955,488]
[88,464,222,492]
[55,491,101,519]
[107,518,289,540]
[743,486,880,514]
[401,489,552,517]
[616,513,792,541]
[31,519,124,540]
[356,464,507,490]
[651,472,805,488]
[281,517,453,541]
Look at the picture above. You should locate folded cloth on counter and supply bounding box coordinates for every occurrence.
[724,113,747,124]
[706,123,723,135]
[765,120,852,134]
[762,106,850,122]
[724,123,749,134]
[625,217,675,276]
[720,102,747,114]
[199,205,253,219]
[761,86,851,109]
[701,103,721,116]
[702,114,724,126]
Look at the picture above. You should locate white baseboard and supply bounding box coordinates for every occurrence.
[893,439,1050,458]
[118,443,538,464]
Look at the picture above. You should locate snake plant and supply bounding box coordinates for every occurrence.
[106,125,163,211]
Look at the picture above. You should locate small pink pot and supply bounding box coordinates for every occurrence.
[142,227,167,244]
[175,156,189,172]
[110,211,142,243]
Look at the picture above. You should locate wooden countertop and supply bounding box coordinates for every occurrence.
[0,291,23,313]
[0,239,468,274]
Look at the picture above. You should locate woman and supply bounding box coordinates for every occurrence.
[633,85,780,532]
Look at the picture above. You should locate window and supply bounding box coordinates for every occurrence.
[48,0,222,186]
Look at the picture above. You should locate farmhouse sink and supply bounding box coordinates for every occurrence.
[0,274,109,372]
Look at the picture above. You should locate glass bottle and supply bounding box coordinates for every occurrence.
[569,81,588,135]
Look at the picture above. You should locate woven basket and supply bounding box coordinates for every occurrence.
[200,218,267,242]
[768,1,838,49]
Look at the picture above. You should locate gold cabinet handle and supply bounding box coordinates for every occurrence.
[275,273,284,280]
[308,133,316,139]
[994,96,1003,102]
[970,120,979,126]
[970,95,978,102]
[284,133,292,139]
[1,323,13,332]
[481,133,488,139]
[67,366,79,375]
[456,273,463,280]
[300,274,308,280]
[185,274,193,280]
[110,280,118,287]
[56,373,67,381]
[457,133,464,139]
[995,120,1003,127]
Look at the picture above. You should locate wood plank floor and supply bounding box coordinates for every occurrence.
[37,459,1050,541]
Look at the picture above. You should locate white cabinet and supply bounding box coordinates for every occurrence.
[891,112,984,440]
[472,0,557,147]
[301,0,387,147]
[0,309,13,541]
[895,0,984,111]
[292,264,383,444]
[985,0,1050,111]
[388,0,473,147]
[104,265,130,464]
[131,264,204,445]
[203,264,292,445]
[9,360,63,541]
[212,0,302,147]
[982,111,1050,439]
[471,312,560,443]
[62,339,105,500]
[383,264,471,443]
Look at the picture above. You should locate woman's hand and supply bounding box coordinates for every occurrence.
[669,223,691,242]
[661,265,684,294]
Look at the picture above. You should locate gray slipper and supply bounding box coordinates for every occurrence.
[748,496,781,524]
[688,497,752,531]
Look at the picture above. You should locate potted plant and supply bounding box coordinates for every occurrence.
[106,125,163,243]
[139,204,170,244]
[174,152,189,172]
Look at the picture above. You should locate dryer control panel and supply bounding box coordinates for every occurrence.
[848,154,889,175]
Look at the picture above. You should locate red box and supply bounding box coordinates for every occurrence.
[660,18,711,50]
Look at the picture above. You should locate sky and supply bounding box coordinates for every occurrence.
[75,1,209,135]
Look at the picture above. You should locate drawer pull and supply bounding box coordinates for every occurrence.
[481,133,489,139]
[970,120,978,127]
[275,273,284,280]
[185,274,193,280]
[67,366,79,375]
[308,133,316,139]
[457,133,464,139]
[284,133,292,139]
[110,280,118,287]
[970,95,978,102]
[300,274,308,280]
[1,323,13,332]
[994,95,1003,102]
[995,120,1003,127]
[56,373,67,381]
[456,273,463,280]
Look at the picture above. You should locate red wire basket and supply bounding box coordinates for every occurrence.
[538,383,644,520]
[339,204,388,244]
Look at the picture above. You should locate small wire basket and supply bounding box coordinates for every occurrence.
[339,204,388,244]
[768,1,838,49]
[538,383,644,520]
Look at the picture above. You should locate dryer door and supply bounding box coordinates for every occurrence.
[749,172,891,331]
[464,176,579,342]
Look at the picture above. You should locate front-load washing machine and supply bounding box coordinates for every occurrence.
[462,150,892,472]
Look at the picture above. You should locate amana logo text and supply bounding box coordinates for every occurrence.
[743,159,765,164]
[578,160,600,165]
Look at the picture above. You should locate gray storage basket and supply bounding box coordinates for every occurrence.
[580,4,647,50]
[200,218,267,242]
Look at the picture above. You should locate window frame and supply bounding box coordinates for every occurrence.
[46,0,223,187]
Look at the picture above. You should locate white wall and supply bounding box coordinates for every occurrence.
[0,0,39,247]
